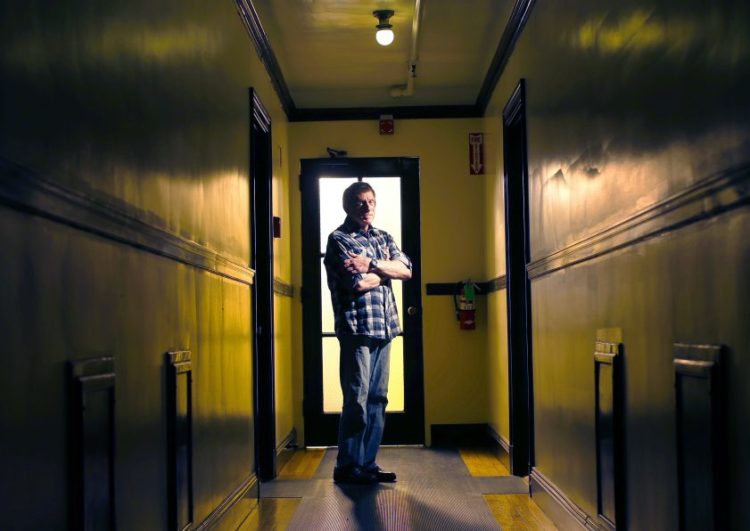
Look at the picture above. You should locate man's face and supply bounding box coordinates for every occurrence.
[346,190,376,230]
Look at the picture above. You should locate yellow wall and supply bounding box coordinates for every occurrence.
[274,293,295,445]
[482,115,511,445]
[271,100,295,448]
[288,118,492,445]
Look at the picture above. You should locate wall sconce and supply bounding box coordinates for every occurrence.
[373,9,394,46]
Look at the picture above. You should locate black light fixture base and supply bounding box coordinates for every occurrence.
[373,9,394,27]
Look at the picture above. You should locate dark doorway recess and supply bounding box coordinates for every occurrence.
[503,79,534,476]
[249,88,276,481]
[300,157,424,447]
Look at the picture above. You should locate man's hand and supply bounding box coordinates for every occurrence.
[345,251,412,281]
[344,251,371,274]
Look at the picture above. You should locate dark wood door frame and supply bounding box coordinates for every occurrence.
[503,79,534,476]
[299,157,425,446]
[249,88,276,481]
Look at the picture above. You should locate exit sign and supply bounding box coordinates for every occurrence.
[469,133,484,175]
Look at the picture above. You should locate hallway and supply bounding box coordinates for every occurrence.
[240,447,555,530]
[2,0,748,529]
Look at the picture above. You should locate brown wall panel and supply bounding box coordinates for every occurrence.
[0,210,255,529]
[530,211,750,530]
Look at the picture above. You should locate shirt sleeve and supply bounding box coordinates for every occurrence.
[386,233,412,270]
[324,232,364,290]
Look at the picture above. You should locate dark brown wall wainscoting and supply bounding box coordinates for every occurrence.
[273,278,295,297]
[431,424,498,448]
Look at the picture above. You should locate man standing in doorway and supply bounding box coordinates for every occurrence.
[324,181,412,484]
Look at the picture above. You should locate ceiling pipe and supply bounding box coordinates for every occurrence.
[389,0,422,97]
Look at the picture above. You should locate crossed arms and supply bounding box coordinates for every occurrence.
[343,251,412,292]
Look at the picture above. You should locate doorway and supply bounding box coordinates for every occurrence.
[503,79,534,476]
[300,157,424,446]
[249,89,276,481]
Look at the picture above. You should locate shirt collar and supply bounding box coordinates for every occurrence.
[342,216,377,236]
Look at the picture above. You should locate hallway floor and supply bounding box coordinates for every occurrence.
[238,447,557,530]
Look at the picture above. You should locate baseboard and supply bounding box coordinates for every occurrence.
[486,425,512,472]
[275,428,297,473]
[430,423,495,447]
[530,468,603,530]
[195,473,259,531]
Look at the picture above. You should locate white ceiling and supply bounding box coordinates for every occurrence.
[252,0,513,109]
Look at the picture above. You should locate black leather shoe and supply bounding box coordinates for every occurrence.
[333,466,377,484]
[367,466,397,483]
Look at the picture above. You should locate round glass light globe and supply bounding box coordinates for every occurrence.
[376,28,394,46]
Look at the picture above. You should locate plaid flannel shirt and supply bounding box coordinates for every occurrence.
[324,218,411,340]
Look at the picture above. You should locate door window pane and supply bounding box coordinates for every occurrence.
[388,336,405,412]
[319,177,357,251]
[322,335,405,413]
[392,278,403,333]
[368,177,404,322]
[322,337,340,413]
[365,177,401,244]
[321,257,335,333]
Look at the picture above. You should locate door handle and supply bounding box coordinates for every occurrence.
[407,306,418,316]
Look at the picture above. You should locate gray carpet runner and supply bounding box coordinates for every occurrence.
[259,447,527,530]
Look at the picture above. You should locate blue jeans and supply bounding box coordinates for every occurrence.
[336,335,391,470]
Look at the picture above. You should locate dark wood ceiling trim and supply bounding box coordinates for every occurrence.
[475,0,537,113]
[291,105,481,122]
[236,0,296,119]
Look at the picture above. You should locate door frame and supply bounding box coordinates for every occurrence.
[249,88,276,481]
[299,157,424,447]
[503,79,535,476]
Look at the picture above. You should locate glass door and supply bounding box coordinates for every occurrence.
[301,158,424,446]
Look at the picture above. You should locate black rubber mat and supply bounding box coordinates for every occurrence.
[259,447,527,530]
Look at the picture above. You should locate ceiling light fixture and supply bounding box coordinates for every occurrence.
[373,9,395,46]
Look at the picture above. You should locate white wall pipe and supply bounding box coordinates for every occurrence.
[389,0,422,97]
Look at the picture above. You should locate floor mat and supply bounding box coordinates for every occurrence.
[259,447,528,530]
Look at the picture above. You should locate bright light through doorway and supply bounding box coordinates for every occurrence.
[319,176,405,413]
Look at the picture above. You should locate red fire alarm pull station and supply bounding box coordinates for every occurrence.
[469,133,484,175]
[379,114,394,135]
[273,216,281,238]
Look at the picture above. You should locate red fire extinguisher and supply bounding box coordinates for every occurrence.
[454,280,478,330]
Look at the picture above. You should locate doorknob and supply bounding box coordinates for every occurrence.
[407,306,418,316]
